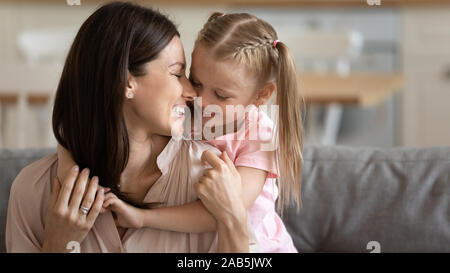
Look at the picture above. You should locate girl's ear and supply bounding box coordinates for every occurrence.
[125,71,138,99]
[254,82,276,106]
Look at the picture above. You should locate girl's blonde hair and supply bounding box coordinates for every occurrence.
[196,12,304,213]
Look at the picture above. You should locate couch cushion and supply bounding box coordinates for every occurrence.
[0,148,55,253]
[283,145,450,253]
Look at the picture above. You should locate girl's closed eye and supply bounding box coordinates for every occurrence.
[214,90,229,100]
[189,76,202,88]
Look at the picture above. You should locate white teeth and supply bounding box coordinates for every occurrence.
[173,106,185,116]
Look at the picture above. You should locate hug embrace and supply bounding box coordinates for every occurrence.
[6,1,303,253]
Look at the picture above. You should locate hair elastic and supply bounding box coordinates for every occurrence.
[273,40,280,48]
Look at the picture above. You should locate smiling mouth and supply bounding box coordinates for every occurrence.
[171,105,185,118]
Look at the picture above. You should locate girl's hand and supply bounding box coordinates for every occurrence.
[102,192,144,229]
[195,150,247,226]
[43,166,104,252]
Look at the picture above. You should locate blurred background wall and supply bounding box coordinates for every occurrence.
[0,0,449,149]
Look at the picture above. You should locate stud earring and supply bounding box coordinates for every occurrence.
[126,92,134,99]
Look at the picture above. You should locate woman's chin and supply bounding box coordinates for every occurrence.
[170,121,185,138]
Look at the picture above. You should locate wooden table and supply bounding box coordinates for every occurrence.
[1,73,404,105]
[0,94,51,104]
[300,73,404,107]
[299,73,403,145]
[0,68,403,148]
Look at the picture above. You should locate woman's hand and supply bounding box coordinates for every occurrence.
[42,166,105,252]
[195,150,249,252]
[102,192,144,229]
[195,150,247,227]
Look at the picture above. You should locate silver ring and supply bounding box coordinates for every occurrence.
[79,206,90,215]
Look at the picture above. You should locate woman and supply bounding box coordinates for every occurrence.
[5,1,248,253]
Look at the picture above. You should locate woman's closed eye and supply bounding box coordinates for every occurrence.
[171,68,186,79]
[171,71,184,78]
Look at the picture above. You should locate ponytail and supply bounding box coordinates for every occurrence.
[275,41,303,214]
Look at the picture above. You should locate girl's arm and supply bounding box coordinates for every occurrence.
[139,165,266,233]
[104,151,266,233]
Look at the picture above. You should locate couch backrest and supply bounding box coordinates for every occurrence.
[1,146,450,253]
[283,145,450,253]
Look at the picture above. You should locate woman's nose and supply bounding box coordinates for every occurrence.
[182,79,197,101]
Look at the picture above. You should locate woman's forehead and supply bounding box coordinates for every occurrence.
[158,36,186,66]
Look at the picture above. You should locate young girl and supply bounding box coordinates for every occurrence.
[59,12,303,252]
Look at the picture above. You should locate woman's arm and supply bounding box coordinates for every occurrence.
[195,150,250,252]
[216,214,249,253]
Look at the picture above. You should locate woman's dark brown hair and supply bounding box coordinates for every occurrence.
[52,1,179,207]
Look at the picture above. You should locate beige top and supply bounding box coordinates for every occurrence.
[6,139,228,253]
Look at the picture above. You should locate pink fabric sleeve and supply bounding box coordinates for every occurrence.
[233,108,278,179]
[5,164,50,253]
[234,141,278,179]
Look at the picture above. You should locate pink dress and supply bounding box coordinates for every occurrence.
[201,105,298,253]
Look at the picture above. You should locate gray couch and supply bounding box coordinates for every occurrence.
[1,146,449,253]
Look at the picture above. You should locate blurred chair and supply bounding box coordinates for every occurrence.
[288,29,364,145]
[4,27,75,148]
